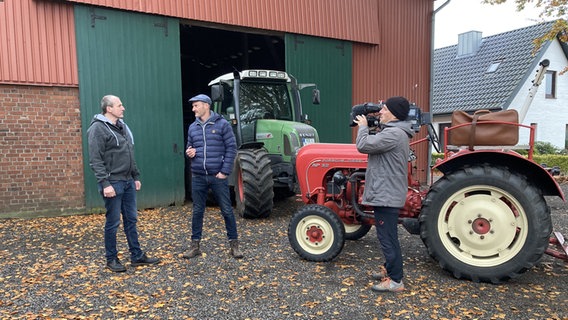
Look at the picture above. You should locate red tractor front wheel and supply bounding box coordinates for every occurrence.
[288,205,345,262]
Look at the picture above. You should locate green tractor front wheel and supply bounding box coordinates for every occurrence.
[233,149,274,219]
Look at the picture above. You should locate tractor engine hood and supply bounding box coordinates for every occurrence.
[255,119,319,159]
[295,143,368,203]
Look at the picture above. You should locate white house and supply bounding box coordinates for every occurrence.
[432,21,568,150]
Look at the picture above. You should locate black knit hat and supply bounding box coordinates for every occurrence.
[385,96,410,121]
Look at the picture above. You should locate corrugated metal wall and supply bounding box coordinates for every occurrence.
[286,34,353,143]
[61,0,380,45]
[74,6,185,209]
[0,0,78,85]
[352,0,433,182]
[353,0,432,107]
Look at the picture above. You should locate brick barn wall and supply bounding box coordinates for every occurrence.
[0,84,85,217]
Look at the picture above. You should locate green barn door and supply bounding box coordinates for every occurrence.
[285,34,352,143]
[75,6,185,210]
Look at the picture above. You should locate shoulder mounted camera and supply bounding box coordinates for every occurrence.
[349,102,382,127]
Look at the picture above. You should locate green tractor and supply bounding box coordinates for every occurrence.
[209,69,320,219]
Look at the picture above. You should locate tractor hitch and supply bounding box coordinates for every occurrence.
[546,231,568,262]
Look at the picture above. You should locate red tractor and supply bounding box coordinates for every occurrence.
[287,103,567,283]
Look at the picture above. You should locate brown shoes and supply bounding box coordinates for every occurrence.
[182,240,202,259]
[229,239,243,259]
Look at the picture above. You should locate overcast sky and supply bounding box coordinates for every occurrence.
[434,1,550,48]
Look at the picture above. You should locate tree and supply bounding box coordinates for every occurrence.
[484,0,568,73]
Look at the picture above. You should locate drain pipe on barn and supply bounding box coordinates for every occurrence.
[428,0,452,185]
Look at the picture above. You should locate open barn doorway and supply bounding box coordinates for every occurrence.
[179,24,286,200]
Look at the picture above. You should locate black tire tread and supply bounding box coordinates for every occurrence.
[235,149,274,219]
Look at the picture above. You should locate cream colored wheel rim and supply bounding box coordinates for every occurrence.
[344,223,365,234]
[437,185,528,267]
[295,215,335,255]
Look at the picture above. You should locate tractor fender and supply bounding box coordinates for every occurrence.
[434,150,564,200]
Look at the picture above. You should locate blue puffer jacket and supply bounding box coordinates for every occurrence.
[186,111,237,176]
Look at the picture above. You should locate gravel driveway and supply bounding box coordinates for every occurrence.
[0,183,567,319]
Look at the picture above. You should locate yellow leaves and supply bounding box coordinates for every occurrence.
[300,300,321,308]
[1,202,567,319]
[394,309,409,316]
[341,277,355,286]
[531,284,545,291]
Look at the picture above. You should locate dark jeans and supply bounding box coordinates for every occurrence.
[374,206,403,282]
[100,179,143,262]
[191,174,238,241]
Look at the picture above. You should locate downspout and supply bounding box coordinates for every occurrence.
[428,0,451,184]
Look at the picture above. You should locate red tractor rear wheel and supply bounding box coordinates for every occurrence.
[288,204,345,262]
[344,223,372,240]
[419,165,552,283]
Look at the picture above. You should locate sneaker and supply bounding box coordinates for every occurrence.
[106,258,127,272]
[371,265,388,281]
[131,253,161,266]
[371,278,405,292]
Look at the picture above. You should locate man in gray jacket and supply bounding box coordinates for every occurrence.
[354,96,414,292]
[87,95,160,272]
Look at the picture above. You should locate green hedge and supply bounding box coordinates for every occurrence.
[431,153,568,175]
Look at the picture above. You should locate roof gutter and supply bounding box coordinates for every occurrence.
[430,0,452,113]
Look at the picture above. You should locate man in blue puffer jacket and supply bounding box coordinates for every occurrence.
[183,94,242,259]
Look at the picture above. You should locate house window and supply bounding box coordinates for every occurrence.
[545,70,556,99]
[486,61,502,73]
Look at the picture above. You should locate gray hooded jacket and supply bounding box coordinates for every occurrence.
[87,114,140,188]
[356,121,414,208]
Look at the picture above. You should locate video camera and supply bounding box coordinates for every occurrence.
[349,102,382,127]
[349,102,429,133]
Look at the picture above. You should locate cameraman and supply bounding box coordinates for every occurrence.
[353,96,414,293]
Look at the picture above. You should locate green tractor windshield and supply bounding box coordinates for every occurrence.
[238,81,293,122]
[216,79,297,145]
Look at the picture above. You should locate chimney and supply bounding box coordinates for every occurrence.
[457,31,482,57]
